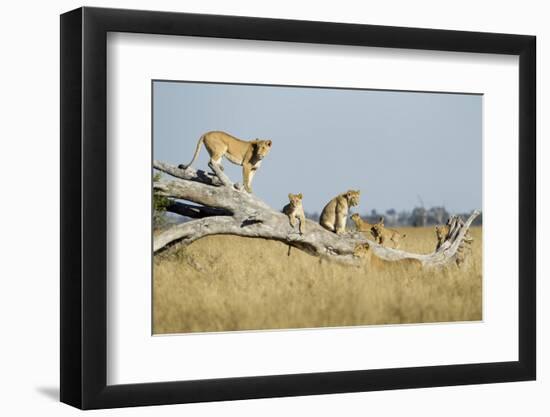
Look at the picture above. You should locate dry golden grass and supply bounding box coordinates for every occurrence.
[153,226,482,334]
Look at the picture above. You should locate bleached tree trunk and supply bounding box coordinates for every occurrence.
[153,160,480,267]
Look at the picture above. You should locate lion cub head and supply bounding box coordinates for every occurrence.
[350,213,366,228]
[351,213,373,232]
[350,213,362,226]
[345,190,361,207]
[287,192,303,208]
[353,242,371,258]
[252,139,273,160]
[435,224,450,250]
[435,225,449,242]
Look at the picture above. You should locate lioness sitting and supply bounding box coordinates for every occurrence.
[319,190,360,234]
[178,131,272,193]
[350,213,373,234]
[282,193,306,235]
[371,217,406,249]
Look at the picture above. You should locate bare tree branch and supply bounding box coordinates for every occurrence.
[154,160,223,186]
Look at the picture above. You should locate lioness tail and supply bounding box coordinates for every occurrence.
[178,134,205,170]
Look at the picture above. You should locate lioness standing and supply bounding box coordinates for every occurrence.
[179,131,272,193]
[282,193,306,234]
[319,190,360,234]
[371,217,406,249]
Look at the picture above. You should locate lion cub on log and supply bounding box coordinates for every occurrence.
[319,190,360,234]
[435,223,474,251]
[350,213,373,234]
[282,193,306,234]
[435,225,450,250]
[178,131,272,193]
[371,217,406,249]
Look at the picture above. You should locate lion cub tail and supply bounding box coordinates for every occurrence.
[178,134,205,170]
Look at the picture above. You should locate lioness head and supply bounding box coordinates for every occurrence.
[346,190,360,207]
[252,139,273,160]
[288,193,303,207]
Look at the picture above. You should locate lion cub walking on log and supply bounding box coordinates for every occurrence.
[282,193,306,235]
[319,190,360,234]
[371,217,406,249]
[178,131,272,193]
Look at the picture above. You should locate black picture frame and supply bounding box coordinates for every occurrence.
[60,6,536,410]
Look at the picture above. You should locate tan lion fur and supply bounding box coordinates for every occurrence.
[371,217,406,249]
[282,193,306,234]
[350,213,373,234]
[353,242,421,270]
[179,131,272,193]
[319,190,360,234]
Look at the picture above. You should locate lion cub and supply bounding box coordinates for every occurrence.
[350,213,373,234]
[435,225,449,250]
[353,242,372,259]
[319,190,361,234]
[371,217,406,249]
[435,224,474,251]
[282,193,306,234]
[353,242,421,270]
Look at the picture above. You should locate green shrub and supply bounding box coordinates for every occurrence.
[153,173,170,229]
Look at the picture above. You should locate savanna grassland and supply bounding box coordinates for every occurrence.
[153,226,482,334]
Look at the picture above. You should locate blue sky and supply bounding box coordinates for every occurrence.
[153,81,482,214]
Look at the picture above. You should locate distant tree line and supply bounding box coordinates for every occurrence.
[305,206,482,227]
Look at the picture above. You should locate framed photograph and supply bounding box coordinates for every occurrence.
[60,6,536,409]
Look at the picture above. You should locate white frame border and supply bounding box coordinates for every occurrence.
[106,32,519,385]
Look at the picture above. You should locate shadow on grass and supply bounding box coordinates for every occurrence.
[36,386,59,401]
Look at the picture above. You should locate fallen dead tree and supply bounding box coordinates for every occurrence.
[153,160,480,267]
